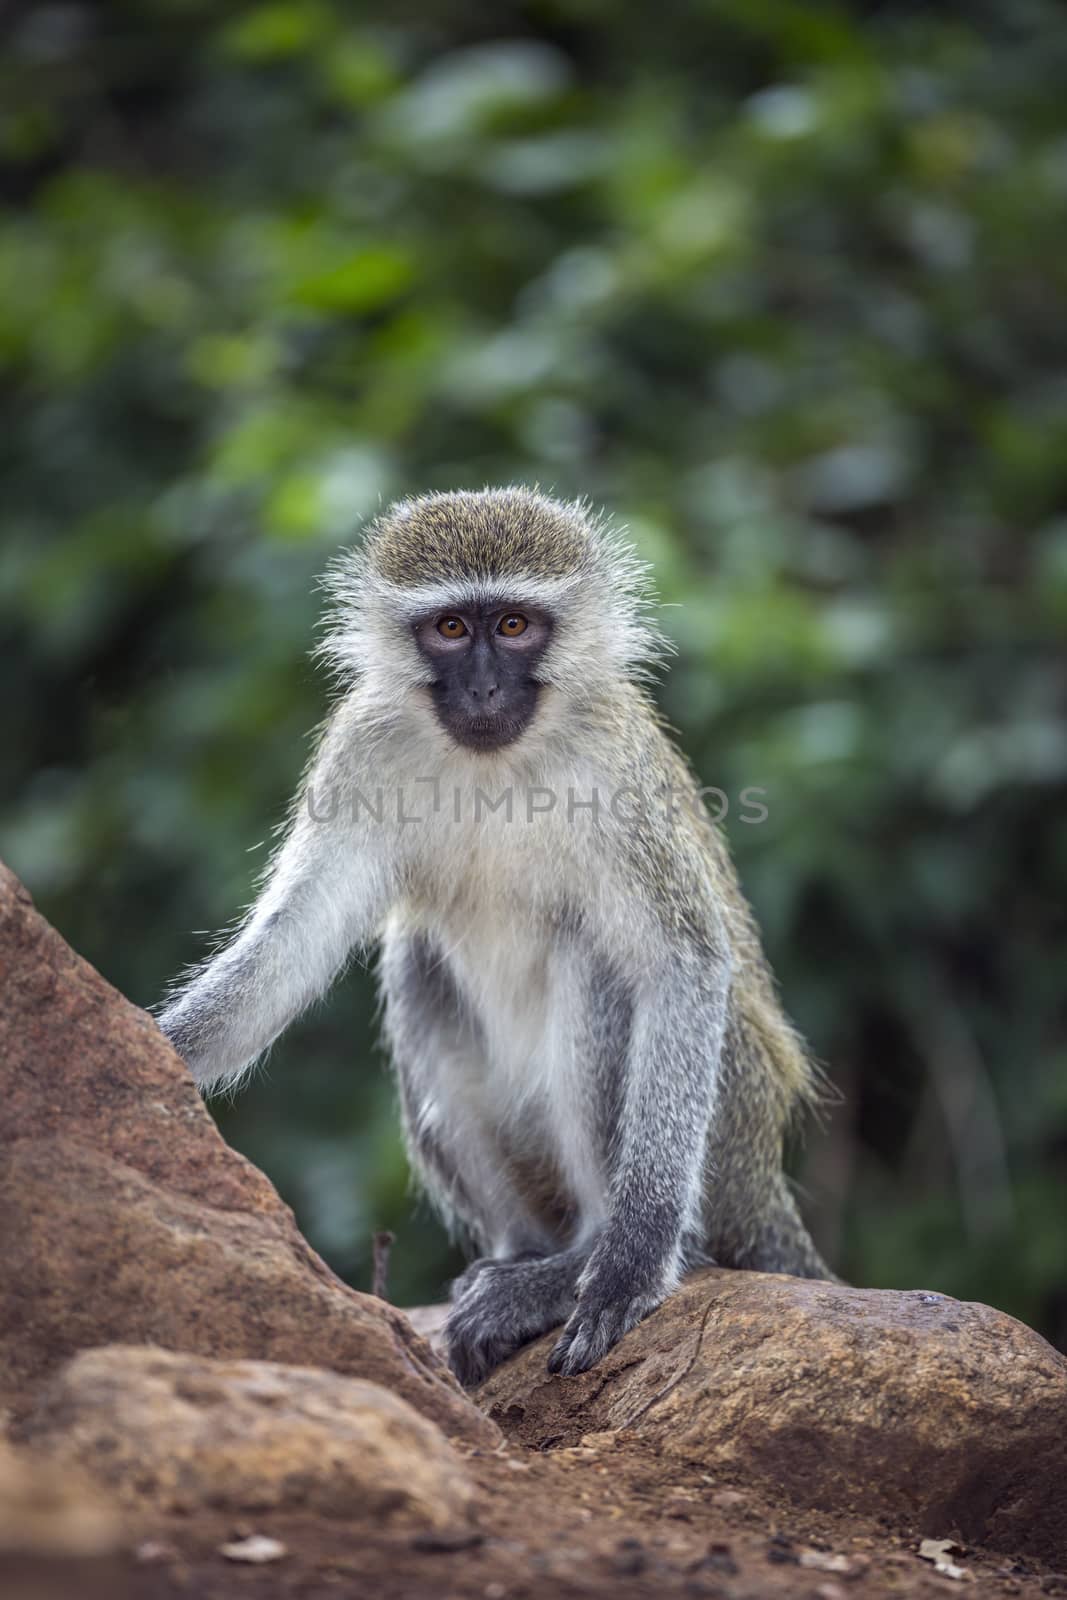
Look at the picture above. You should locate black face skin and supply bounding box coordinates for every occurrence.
[414,601,553,751]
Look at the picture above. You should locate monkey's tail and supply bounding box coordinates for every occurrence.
[718,1175,842,1284]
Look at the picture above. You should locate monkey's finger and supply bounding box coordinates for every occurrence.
[548,1292,652,1376]
[546,1330,579,1374]
[550,1316,608,1375]
[547,1309,611,1375]
[546,1305,586,1372]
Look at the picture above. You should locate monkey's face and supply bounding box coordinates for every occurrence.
[318,490,666,747]
[413,601,553,752]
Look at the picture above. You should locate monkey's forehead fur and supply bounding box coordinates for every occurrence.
[366,487,596,585]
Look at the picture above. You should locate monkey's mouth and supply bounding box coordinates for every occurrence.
[428,678,542,752]
[446,713,529,752]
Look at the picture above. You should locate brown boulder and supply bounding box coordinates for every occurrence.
[0,1438,123,1558]
[477,1267,1067,1565]
[22,1346,476,1526]
[0,862,493,1449]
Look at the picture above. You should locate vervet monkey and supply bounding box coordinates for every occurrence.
[159,487,831,1384]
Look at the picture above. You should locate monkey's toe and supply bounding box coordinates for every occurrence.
[450,1249,547,1303]
[444,1293,525,1388]
[446,1255,582,1386]
[446,1333,494,1388]
[449,1257,495,1301]
[445,1306,507,1387]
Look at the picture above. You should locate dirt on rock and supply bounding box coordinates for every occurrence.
[0,1438,123,1559]
[4,1424,1066,1600]
[477,1268,1067,1568]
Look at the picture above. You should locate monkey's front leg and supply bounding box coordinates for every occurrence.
[159,704,389,1092]
[548,950,729,1377]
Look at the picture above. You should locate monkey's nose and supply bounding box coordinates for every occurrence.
[467,684,498,701]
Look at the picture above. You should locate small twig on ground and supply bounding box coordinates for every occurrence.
[372,1230,396,1300]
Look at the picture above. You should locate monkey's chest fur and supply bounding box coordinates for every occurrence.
[379,825,622,1254]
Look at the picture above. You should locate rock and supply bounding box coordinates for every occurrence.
[404,1303,450,1353]
[0,862,494,1449]
[22,1347,475,1527]
[0,1438,123,1557]
[219,1535,287,1563]
[477,1268,1067,1566]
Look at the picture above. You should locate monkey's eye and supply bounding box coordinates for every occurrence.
[498,614,528,637]
[436,617,468,639]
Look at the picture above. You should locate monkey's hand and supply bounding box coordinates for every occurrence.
[546,1233,671,1377]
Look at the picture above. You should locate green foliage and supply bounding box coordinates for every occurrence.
[2,1,1064,1336]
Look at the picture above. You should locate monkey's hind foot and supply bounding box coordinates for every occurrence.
[445,1247,587,1388]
